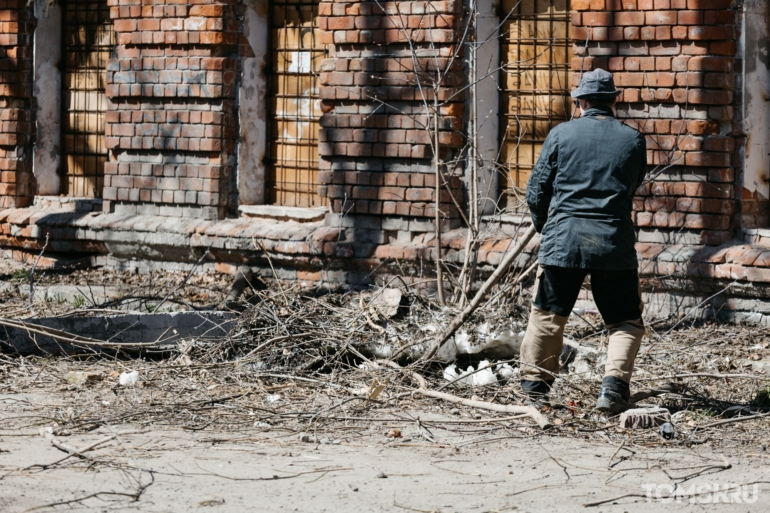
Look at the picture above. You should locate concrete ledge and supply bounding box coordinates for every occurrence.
[1,311,236,354]
[33,196,103,213]
[239,205,327,222]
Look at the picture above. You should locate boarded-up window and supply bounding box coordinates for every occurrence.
[61,0,114,198]
[267,0,328,208]
[500,0,571,203]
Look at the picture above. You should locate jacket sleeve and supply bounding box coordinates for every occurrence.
[526,130,559,233]
[634,132,647,190]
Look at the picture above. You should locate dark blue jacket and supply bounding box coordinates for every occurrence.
[526,107,647,270]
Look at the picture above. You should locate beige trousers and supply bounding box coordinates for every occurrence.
[520,307,644,383]
[520,270,645,383]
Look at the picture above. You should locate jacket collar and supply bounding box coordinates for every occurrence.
[581,106,615,118]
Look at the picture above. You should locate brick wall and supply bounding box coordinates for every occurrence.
[571,0,741,262]
[316,1,466,230]
[104,0,239,219]
[0,0,33,209]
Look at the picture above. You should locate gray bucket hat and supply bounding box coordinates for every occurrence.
[571,68,622,99]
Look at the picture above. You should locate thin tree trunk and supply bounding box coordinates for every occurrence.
[434,91,445,305]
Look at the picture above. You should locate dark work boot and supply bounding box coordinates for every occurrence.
[521,380,554,408]
[595,376,630,413]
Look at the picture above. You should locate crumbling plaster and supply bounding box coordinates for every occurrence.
[32,0,62,196]
[237,0,270,205]
[742,0,770,202]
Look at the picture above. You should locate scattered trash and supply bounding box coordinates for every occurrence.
[266,394,281,404]
[473,360,498,386]
[443,360,498,387]
[118,370,139,386]
[619,407,671,429]
[366,378,388,400]
[65,371,102,385]
[443,364,473,385]
[388,429,402,438]
[496,363,516,380]
[441,326,525,361]
[358,361,379,371]
[659,422,676,440]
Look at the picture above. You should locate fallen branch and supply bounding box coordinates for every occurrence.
[33,427,147,469]
[698,411,770,430]
[381,360,550,429]
[628,383,684,404]
[421,224,537,361]
[636,373,763,381]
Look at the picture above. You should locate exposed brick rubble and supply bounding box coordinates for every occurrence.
[104,0,238,219]
[0,0,33,208]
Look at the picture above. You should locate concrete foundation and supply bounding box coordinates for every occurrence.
[1,311,236,354]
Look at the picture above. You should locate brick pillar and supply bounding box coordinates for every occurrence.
[572,0,739,246]
[316,1,466,242]
[105,0,238,219]
[0,0,33,208]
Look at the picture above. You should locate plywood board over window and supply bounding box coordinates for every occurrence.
[267,0,328,208]
[499,0,572,207]
[61,0,115,198]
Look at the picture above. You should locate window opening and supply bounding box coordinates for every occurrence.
[499,0,571,207]
[267,0,328,207]
[60,0,115,198]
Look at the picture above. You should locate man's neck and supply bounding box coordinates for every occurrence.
[580,106,615,117]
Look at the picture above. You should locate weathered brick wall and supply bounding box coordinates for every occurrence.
[316,1,466,237]
[571,0,741,278]
[104,0,239,219]
[0,0,33,209]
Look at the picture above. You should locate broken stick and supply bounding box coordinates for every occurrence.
[381,360,550,429]
[421,224,538,362]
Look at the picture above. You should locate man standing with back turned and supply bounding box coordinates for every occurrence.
[519,69,647,413]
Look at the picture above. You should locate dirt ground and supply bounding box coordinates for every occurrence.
[3,257,770,511]
[2,392,770,513]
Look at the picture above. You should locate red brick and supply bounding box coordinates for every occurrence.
[687,88,732,105]
[585,11,614,26]
[688,57,733,72]
[689,26,734,40]
[646,11,677,25]
[725,246,764,266]
[703,10,736,25]
[753,252,770,268]
[703,136,735,152]
[614,12,646,26]
[747,268,770,283]
[687,0,733,8]
[672,26,689,39]
[709,41,736,56]
[677,10,703,25]
[686,120,720,135]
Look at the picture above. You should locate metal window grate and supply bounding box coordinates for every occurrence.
[499,0,571,203]
[61,0,115,198]
[267,0,328,208]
